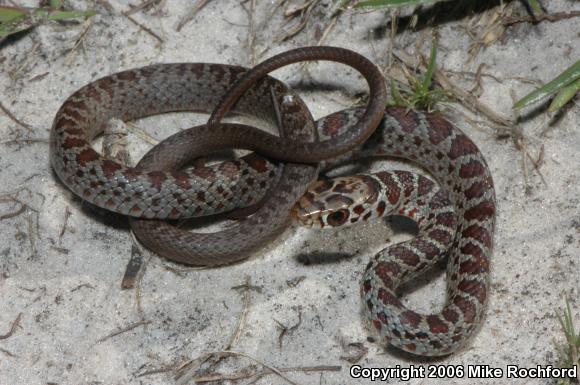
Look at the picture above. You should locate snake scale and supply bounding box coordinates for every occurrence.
[50,47,496,356]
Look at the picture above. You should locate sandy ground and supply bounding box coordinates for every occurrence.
[0,1,578,384]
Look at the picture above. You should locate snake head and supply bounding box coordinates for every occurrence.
[292,175,381,228]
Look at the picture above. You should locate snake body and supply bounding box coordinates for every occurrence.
[127,47,387,264]
[50,47,495,356]
[366,108,495,356]
[50,47,387,265]
[50,63,306,219]
[296,107,496,356]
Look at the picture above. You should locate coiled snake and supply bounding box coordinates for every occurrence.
[50,47,495,356]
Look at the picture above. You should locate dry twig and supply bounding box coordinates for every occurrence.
[70,283,95,292]
[0,202,26,221]
[175,277,254,384]
[125,14,164,44]
[176,0,210,32]
[10,41,40,79]
[0,347,15,357]
[97,0,163,43]
[125,122,160,145]
[0,101,33,132]
[137,363,177,377]
[189,361,341,383]
[96,320,151,343]
[275,0,319,43]
[0,313,23,340]
[189,350,299,385]
[0,139,48,146]
[502,10,580,26]
[275,310,302,348]
[58,206,71,241]
[65,17,95,65]
[123,0,162,16]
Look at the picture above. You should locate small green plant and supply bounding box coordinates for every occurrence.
[0,3,96,39]
[389,38,450,110]
[513,60,580,113]
[526,0,543,16]
[555,297,580,385]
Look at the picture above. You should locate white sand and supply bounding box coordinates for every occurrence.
[0,1,578,384]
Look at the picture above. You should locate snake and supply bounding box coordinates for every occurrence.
[49,47,495,356]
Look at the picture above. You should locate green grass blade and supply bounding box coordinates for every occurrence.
[420,38,438,93]
[389,79,406,107]
[526,0,543,15]
[50,0,64,8]
[0,6,27,23]
[0,6,95,39]
[30,8,96,21]
[548,77,580,112]
[554,297,579,385]
[565,299,578,343]
[514,59,580,110]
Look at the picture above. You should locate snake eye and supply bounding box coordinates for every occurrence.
[327,209,350,227]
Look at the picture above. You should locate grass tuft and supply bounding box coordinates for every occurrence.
[555,297,580,385]
[388,37,451,110]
